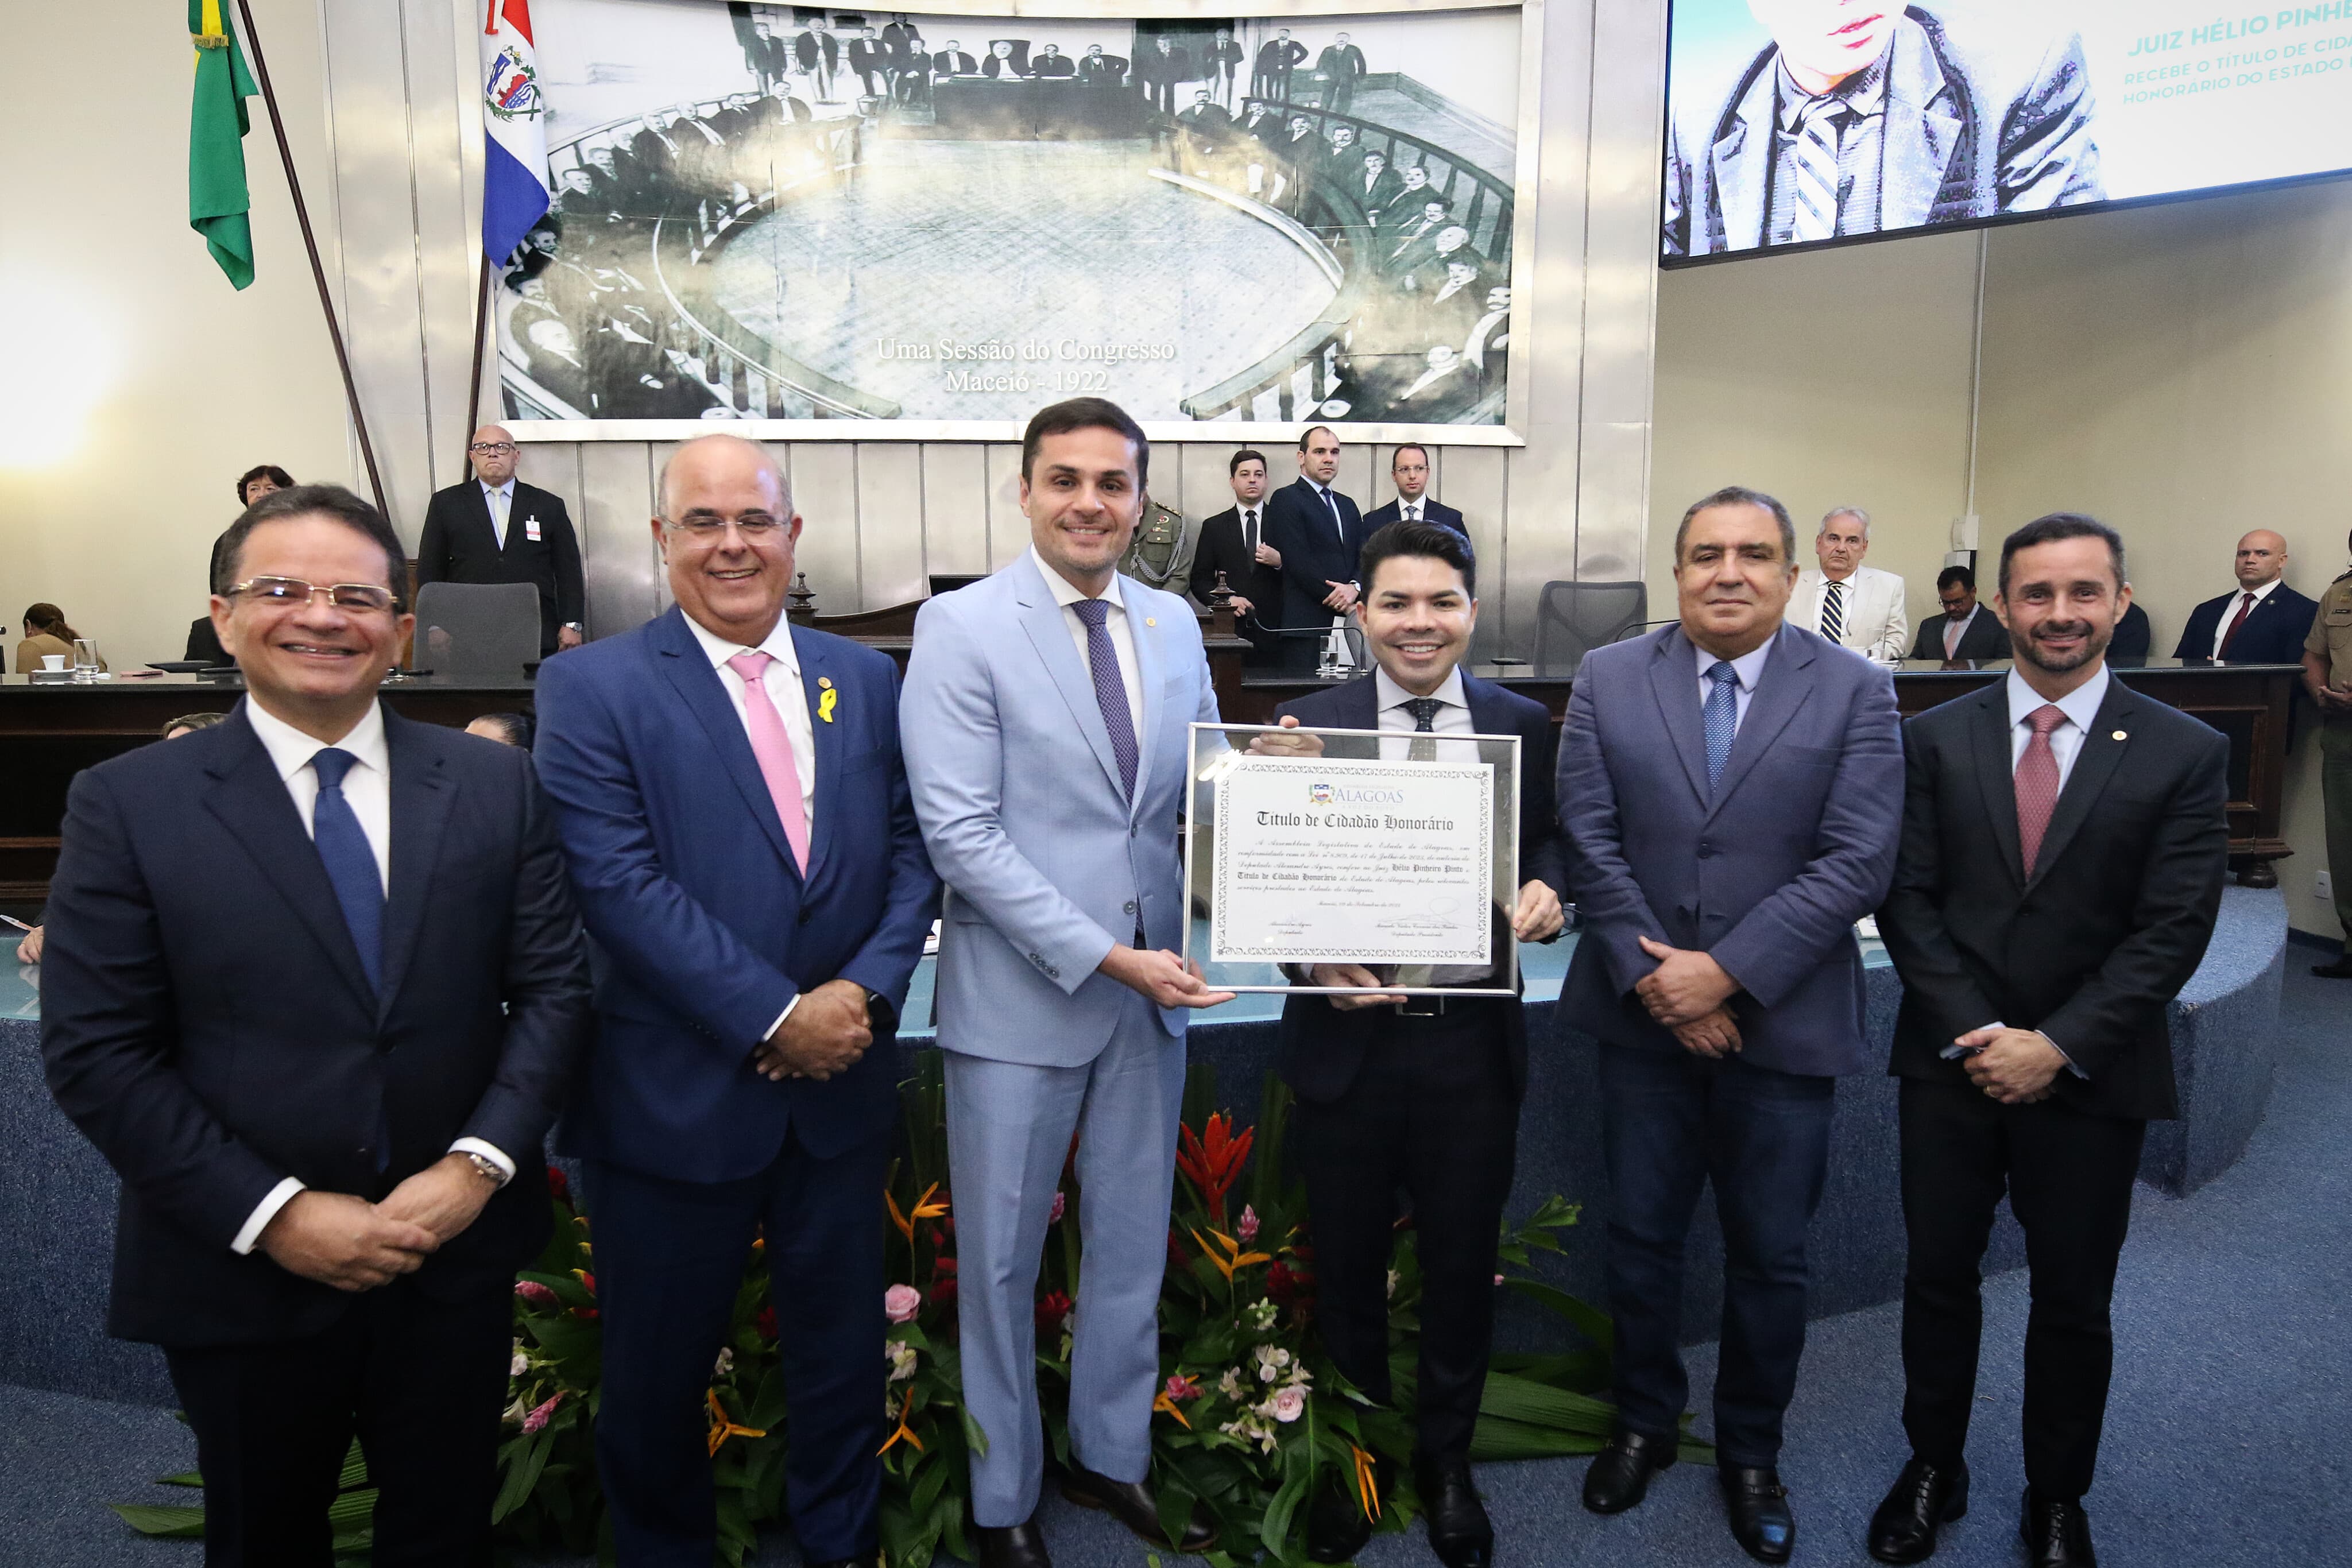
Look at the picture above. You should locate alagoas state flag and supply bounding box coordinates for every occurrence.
[480,0,551,263]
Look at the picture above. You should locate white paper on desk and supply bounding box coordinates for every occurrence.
[1208,754,1492,966]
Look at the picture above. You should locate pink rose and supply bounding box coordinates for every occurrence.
[523,1391,564,1434]
[884,1284,922,1323]
[1050,1191,1067,1225]
[1237,1205,1259,1244]
[1269,1385,1306,1423]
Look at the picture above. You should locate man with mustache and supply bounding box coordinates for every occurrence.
[1664,1,2104,257]
[1560,486,1902,1563]
[1873,514,2228,1567]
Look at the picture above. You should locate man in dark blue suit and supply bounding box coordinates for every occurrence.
[42,485,593,1565]
[1255,521,1566,1568]
[2171,528,2319,663]
[1264,424,1370,671]
[1558,486,1903,1563]
[1359,443,1473,562]
[533,435,939,1568]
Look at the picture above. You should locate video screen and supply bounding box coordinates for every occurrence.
[1663,1,2352,262]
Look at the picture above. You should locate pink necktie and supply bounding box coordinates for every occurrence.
[726,651,810,873]
[2015,704,2065,877]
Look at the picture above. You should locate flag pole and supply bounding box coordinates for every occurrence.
[229,0,391,522]
[462,255,492,460]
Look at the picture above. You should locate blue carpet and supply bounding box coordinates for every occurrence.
[6,958,2345,1568]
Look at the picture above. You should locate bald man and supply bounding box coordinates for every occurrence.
[2172,529,2319,665]
[533,435,939,1567]
[416,424,587,657]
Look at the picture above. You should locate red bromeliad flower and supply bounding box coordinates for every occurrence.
[545,1164,570,1203]
[755,1306,779,1341]
[1176,1113,1254,1220]
[1267,1260,1299,1306]
[1035,1291,1072,1335]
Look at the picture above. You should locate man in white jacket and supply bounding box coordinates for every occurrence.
[1792,506,1908,663]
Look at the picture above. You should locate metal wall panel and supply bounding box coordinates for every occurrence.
[920,446,993,578]
[784,444,862,613]
[984,446,1028,571]
[577,442,662,632]
[854,444,930,610]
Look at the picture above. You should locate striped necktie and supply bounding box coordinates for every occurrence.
[1789,96,1851,244]
[1820,579,1847,645]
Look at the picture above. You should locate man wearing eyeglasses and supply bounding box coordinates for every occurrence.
[415,424,588,657]
[40,483,593,1563]
[534,434,939,1568]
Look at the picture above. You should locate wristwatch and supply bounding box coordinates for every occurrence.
[461,1151,510,1187]
[562,621,584,633]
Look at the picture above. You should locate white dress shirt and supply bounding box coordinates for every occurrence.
[1693,636,1773,735]
[684,612,819,1040]
[2005,663,2110,789]
[1034,547,1144,740]
[2210,578,2282,657]
[1307,482,1348,545]
[1239,505,1262,556]
[1795,565,1909,663]
[481,478,515,549]
[230,698,513,1257]
[1939,603,1982,657]
[1395,496,1426,525]
[1374,666,1476,762]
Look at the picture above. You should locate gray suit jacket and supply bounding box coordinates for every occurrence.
[1557,622,1904,1076]
[1664,5,2103,258]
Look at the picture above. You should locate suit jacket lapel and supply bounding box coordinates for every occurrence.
[792,626,842,878]
[1012,555,1127,799]
[2027,682,2137,891]
[1883,16,1962,230]
[1711,63,1773,253]
[202,709,377,1012]
[1646,629,1711,807]
[375,712,455,1022]
[1966,686,2027,888]
[650,607,800,876]
[1706,624,1812,815]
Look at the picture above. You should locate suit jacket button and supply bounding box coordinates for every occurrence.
[1697,842,1715,858]
[1123,899,1138,915]
[798,908,813,924]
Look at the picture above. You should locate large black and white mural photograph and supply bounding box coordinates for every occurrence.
[500,1,1523,428]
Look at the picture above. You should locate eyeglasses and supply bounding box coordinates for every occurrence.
[228,576,400,614]
[469,442,519,455]
[661,514,786,537]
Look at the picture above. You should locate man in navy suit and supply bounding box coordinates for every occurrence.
[1255,521,1566,1568]
[1559,486,1903,1563]
[1909,565,2008,662]
[2171,529,2318,663]
[1265,425,1370,671]
[1359,443,1473,562]
[533,434,939,1568]
[415,425,586,657]
[42,484,593,1564]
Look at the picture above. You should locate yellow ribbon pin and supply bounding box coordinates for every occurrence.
[819,687,838,723]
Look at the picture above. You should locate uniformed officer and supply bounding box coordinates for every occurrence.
[2304,535,2352,977]
[1115,495,1201,595]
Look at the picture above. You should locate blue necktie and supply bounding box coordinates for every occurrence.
[1071,599,1139,798]
[1702,661,1739,792]
[310,748,384,994]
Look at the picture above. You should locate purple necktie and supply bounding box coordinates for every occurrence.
[1071,598,1138,797]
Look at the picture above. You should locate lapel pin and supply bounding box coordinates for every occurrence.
[1146,617,1158,627]
[2112,730,2127,741]
[817,676,833,690]
[819,688,838,723]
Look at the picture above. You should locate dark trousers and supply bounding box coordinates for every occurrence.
[1597,1042,1835,1467]
[1898,1079,2145,1501]
[589,1125,890,1566]
[164,1279,511,1567]
[1295,1004,1520,1464]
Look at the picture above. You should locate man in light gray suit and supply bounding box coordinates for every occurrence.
[1664,2,2102,257]
[1558,485,1903,1565]
[900,398,1226,1568]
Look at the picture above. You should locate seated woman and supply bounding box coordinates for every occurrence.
[16,603,105,674]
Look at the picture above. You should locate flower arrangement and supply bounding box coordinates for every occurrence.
[115,1051,1701,1565]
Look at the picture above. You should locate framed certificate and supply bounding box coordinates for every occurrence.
[1182,722,1521,996]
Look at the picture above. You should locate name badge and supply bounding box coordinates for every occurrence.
[524,515,542,543]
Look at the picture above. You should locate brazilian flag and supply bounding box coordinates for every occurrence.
[188,0,260,288]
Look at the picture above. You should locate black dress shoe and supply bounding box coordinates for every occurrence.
[2019,1490,2097,1567]
[1719,1465,1794,1565]
[1867,1457,1969,1563]
[1581,1427,1677,1515]
[1413,1454,1494,1568]
[974,1518,1051,1568]
[1059,1461,1216,1552]
[2312,955,2352,978]
[1306,1454,1391,1563]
